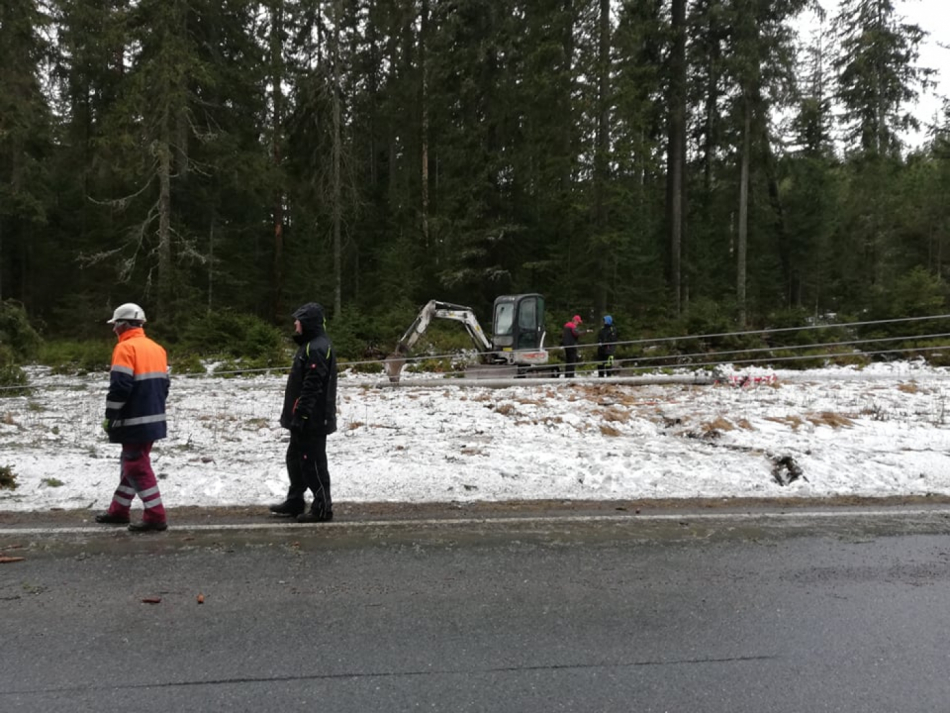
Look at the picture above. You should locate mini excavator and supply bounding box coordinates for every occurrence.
[384,293,557,382]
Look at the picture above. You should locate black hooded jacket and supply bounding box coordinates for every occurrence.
[280,302,337,434]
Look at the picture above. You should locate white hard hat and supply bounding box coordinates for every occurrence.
[107,303,147,324]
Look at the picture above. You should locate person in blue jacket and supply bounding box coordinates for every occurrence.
[597,315,619,377]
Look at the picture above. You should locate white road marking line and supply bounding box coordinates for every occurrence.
[1,507,949,537]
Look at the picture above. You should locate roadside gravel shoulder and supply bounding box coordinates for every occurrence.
[3,495,950,530]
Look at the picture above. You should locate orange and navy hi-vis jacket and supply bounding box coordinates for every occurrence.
[105,327,170,444]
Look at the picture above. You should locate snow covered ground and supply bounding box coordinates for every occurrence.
[2,361,950,513]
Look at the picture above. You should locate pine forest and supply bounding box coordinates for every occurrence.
[1,0,949,365]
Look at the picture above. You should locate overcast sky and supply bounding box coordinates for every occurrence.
[877,0,948,139]
[799,0,948,146]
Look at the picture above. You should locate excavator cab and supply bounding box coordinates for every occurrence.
[491,294,546,352]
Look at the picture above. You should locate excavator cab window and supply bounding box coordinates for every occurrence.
[492,294,545,351]
[518,299,537,330]
[515,295,544,350]
[494,302,515,338]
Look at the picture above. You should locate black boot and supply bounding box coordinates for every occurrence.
[128,520,168,532]
[269,499,305,517]
[296,505,333,523]
[95,512,130,525]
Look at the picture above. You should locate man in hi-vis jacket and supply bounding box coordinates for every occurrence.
[95,303,170,532]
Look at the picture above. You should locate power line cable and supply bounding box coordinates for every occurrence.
[4,314,950,389]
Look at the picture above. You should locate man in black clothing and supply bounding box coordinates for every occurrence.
[270,302,338,523]
[597,315,618,377]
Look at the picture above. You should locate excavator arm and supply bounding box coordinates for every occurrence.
[386,300,492,382]
[394,300,492,355]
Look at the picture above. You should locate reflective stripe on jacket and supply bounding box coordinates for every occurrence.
[280,302,337,435]
[281,335,338,435]
[106,328,169,444]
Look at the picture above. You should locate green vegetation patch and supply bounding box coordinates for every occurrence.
[0,465,18,490]
[39,340,113,375]
[0,301,42,361]
[0,345,31,397]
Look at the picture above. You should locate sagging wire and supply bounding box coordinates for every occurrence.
[385,345,950,382]
[337,312,950,375]
[370,318,950,380]
[573,312,950,354]
[597,330,950,368]
[3,313,950,392]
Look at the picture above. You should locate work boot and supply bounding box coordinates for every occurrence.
[128,521,168,532]
[95,512,130,525]
[296,508,333,524]
[269,500,305,517]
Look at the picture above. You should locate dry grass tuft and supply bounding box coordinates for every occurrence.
[703,416,735,432]
[493,403,518,416]
[578,384,641,406]
[765,415,805,430]
[347,421,364,430]
[519,416,565,427]
[897,383,919,394]
[513,396,544,406]
[600,407,631,423]
[806,411,854,429]
[2,412,14,426]
[600,424,622,437]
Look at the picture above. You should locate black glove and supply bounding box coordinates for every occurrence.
[289,415,308,435]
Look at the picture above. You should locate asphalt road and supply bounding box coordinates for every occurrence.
[2,504,950,713]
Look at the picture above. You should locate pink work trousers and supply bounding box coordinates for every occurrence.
[105,442,166,524]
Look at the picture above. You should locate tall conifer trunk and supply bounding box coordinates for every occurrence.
[667,0,687,316]
[331,0,343,319]
[737,96,751,327]
[270,0,285,322]
[420,0,430,250]
[594,0,610,315]
[158,107,172,316]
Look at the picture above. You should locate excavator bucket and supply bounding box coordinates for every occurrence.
[384,354,406,383]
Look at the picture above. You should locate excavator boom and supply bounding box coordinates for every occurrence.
[393,300,492,355]
[386,301,492,382]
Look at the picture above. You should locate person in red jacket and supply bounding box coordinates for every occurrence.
[561,314,583,378]
[94,303,170,532]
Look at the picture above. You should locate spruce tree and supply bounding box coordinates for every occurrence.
[833,0,934,157]
[0,0,54,309]
[832,0,934,302]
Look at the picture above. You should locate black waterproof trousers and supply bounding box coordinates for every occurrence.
[563,347,578,377]
[285,431,332,516]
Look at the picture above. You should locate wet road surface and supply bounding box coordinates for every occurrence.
[2,501,950,712]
